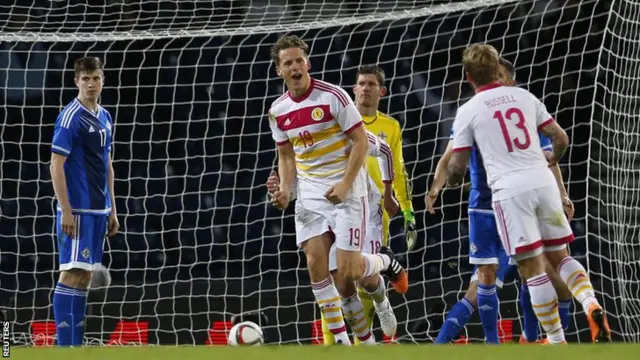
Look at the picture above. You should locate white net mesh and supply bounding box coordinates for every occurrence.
[1,1,524,39]
[0,0,619,345]
[589,0,640,343]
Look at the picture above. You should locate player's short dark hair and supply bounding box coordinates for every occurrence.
[462,43,500,86]
[356,65,386,87]
[499,57,516,80]
[270,35,309,65]
[74,57,104,76]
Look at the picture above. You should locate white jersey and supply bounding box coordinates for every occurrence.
[288,129,394,202]
[366,131,394,202]
[268,78,368,199]
[451,83,556,200]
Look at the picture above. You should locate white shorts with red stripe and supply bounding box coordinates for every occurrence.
[294,195,368,253]
[328,189,381,272]
[492,184,574,262]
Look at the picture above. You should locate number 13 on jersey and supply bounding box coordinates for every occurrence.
[494,107,530,152]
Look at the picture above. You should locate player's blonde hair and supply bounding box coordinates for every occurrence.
[462,44,500,86]
[270,35,310,65]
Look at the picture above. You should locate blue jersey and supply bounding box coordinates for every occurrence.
[51,98,113,214]
[449,129,552,210]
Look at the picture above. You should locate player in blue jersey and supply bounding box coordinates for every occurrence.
[49,57,119,347]
[426,58,574,344]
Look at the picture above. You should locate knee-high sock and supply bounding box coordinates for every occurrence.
[477,284,499,344]
[53,283,87,347]
[520,283,539,341]
[527,273,565,344]
[435,298,474,344]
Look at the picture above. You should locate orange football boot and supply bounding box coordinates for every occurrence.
[379,246,409,294]
[587,304,611,343]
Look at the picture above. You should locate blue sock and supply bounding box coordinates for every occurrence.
[436,298,474,344]
[558,299,572,331]
[477,284,499,344]
[520,283,539,341]
[53,283,87,347]
[72,287,88,346]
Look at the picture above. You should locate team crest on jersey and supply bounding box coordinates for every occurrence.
[311,107,324,121]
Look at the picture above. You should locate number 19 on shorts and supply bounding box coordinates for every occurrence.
[349,228,361,248]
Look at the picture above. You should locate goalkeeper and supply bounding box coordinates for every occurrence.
[331,65,416,344]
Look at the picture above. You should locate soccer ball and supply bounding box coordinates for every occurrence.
[89,263,112,290]
[227,321,264,346]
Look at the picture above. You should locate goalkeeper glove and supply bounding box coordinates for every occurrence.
[403,209,417,250]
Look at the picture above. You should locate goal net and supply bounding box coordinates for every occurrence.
[589,0,640,343]
[0,0,624,345]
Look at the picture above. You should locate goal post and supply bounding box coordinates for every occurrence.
[588,0,640,343]
[0,0,624,345]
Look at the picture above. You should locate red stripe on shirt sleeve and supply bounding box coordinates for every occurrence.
[452,146,472,153]
[537,118,554,131]
[344,121,363,134]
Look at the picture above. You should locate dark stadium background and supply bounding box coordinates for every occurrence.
[0,0,619,344]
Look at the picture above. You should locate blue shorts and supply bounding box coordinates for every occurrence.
[471,246,516,288]
[468,211,502,265]
[468,211,516,287]
[56,211,107,271]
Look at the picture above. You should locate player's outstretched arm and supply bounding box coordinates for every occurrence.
[107,157,120,236]
[426,140,453,214]
[446,150,470,187]
[366,131,399,217]
[548,161,575,221]
[325,124,368,204]
[343,124,369,186]
[50,153,75,237]
[448,115,473,187]
[539,120,569,165]
[272,142,296,209]
[541,132,574,221]
[387,121,416,249]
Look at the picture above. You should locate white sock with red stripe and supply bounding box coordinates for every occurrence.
[312,277,351,345]
[341,293,375,344]
[558,256,599,312]
[527,273,565,344]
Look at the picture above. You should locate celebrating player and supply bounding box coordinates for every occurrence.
[266,35,408,345]
[447,44,610,344]
[267,130,399,343]
[427,57,574,344]
[50,57,119,347]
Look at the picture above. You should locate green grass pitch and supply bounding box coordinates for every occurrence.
[9,344,640,360]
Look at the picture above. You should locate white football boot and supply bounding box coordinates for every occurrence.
[374,297,397,337]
